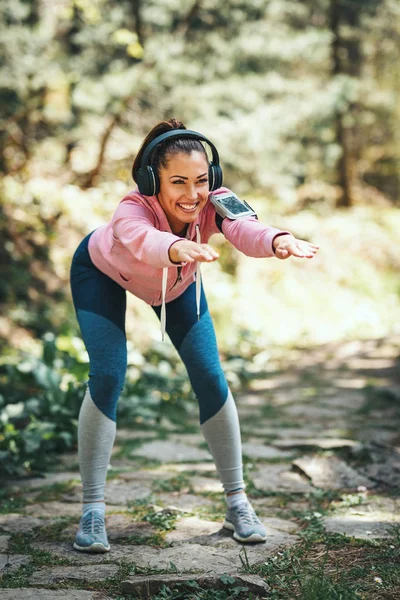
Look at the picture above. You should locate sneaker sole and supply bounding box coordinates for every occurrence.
[223,519,266,543]
[73,542,110,553]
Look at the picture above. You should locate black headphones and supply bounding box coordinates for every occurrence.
[135,129,223,196]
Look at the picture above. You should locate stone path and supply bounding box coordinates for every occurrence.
[1,335,400,599]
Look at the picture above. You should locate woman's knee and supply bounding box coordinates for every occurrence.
[88,369,126,421]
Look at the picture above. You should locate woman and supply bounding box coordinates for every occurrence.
[70,118,318,553]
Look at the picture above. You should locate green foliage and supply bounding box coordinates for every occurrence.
[0,334,85,477]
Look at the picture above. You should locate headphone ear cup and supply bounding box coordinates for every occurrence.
[208,163,223,191]
[137,166,159,196]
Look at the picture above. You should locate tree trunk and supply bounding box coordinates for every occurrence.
[330,0,352,208]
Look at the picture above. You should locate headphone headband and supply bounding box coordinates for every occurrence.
[140,129,220,169]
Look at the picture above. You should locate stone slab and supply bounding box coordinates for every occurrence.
[29,564,119,585]
[155,493,215,512]
[165,516,222,544]
[356,443,400,487]
[0,591,110,600]
[323,515,399,539]
[252,464,315,493]
[165,515,299,548]
[132,440,212,463]
[116,428,156,441]
[0,514,52,533]
[129,542,286,574]
[242,442,294,460]
[31,540,296,572]
[293,455,376,490]
[0,535,10,552]
[5,472,80,491]
[168,434,206,446]
[0,553,30,575]
[62,481,152,505]
[62,514,155,542]
[121,572,270,597]
[190,476,223,493]
[282,405,348,419]
[272,438,361,450]
[25,502,82,518]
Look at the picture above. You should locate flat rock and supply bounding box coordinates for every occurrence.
[164,462,216,473]
[155,493,215,511]
[168,434,206,446]
[31,541,120,564]
[117,469,176,483]
[62,514,155,542]
[132,440,212,463]
[0,591,110,599]
[165,516,222,544]
[62,480,152,505]
[356,443,400,487]
[319,393,366,410]
[190,476,223,493]
[243,426,325,438]
[165,516,299,549]
[121,572,270,597]
[0,514,52,533]
[5,471,80,490]
[25,501,82,517]
[116,428,156,441]
[242,442,294,460]
[293,455,376,490]
[0,535,10,551]
[31,541,283,571]
[272,438,361,450]
[283,404,347,420]
[129,542,286,573]
[0,553,30,575]
[29,564,119,585]
[252,464,315,493]
[356,429,399,444]
[323,515,399,539]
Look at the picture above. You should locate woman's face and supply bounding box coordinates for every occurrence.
[157,150,209,235]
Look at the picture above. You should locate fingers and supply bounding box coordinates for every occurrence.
[276,240,319,260]
[176,242,219,263]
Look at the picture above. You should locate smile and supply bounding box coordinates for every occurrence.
[177,203,199,212]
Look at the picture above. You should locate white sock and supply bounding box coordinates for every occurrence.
[82,501,106,515]
[226,490,248,509]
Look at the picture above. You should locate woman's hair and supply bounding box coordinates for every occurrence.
[131,118,207,183]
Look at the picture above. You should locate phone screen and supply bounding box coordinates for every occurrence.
[219,195,248,215]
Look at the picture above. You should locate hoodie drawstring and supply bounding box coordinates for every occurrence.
[195,224,201,322]
[160,224,202,341]
[161,266,168,341]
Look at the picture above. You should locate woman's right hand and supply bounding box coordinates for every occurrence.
[169,240,219,263]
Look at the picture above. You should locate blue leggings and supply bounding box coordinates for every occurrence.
[70,233,229,424]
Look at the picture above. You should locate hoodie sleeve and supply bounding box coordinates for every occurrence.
[221,216,292,257]
[207,188,292,257]
[112,200,183,268]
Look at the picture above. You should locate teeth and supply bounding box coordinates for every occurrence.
[179,204,197,209]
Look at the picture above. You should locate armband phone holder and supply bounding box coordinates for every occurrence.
[210,192,257,232]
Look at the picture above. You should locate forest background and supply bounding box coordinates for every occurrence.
[1,0,400,477]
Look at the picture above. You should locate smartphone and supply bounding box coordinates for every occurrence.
[209,192,257,219]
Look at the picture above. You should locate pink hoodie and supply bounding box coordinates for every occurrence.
[88,187,290,331]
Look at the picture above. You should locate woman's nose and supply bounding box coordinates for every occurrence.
[185,184,197,200]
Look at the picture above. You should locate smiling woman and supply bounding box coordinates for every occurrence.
[158,151,210,235]
[69,118,318,554]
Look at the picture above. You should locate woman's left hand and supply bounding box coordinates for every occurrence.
[273,234,319,260]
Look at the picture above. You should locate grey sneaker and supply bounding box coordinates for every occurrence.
[73,510,110,553]
[223,502,267,543]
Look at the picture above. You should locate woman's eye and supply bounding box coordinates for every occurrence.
[172,180,185,185]
[197,179,208,184]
